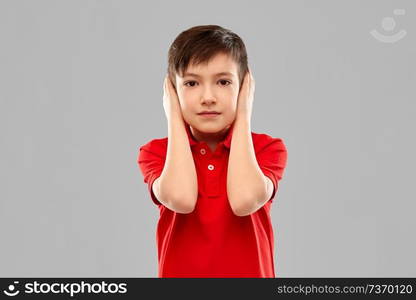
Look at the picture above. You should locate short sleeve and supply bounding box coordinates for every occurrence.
[255,135,288,203]
[137,139,167,207]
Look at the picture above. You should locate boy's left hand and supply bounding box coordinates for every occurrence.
[236,68,255,122]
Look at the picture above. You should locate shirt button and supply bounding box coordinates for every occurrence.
[200,148,206,155]
[208,164,214,171]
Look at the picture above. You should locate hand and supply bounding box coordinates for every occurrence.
[236,68,255,122]
[163,75,184,123]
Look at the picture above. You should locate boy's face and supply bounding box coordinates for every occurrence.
[175,52,240,138]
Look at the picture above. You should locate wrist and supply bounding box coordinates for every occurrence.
[235,112,252,125]
[168,113,185,127]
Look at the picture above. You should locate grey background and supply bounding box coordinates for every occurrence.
[0,0,415,277]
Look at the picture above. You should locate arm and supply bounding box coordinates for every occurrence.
[227,118,272,216]
[155,115,198,213]
[227,68,271,216]
[154,76,198,214]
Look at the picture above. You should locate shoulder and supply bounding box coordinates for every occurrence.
[138,137,168,157]
[251,132,287,153]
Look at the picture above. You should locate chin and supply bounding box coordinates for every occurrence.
[193,122,230,133]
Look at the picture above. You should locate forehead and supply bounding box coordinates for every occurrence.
[183,52,238,77]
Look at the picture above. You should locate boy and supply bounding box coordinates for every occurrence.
[137,25,288,278]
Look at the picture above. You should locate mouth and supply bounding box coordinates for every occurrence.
[198,112,221,118]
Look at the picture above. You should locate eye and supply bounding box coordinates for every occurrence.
[184,80,231,87]
[218,79,231,86]
[184,81,198,87]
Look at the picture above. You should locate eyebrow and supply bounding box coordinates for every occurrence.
[183,71,234,78]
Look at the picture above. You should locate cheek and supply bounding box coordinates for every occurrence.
[178,96,195,112]
[224,100,238,118]
[177,89,190,107]
[221,88,238,101]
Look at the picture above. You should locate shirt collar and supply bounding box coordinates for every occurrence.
[185,122,235,150]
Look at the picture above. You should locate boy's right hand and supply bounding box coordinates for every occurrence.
[163,75,184,123]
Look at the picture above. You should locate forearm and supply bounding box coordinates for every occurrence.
[227,118,267,214]
[159,116,198,210]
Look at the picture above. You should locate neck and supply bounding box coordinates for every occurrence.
[189,124,230,145]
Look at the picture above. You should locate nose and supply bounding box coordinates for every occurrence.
[201,86,216,104]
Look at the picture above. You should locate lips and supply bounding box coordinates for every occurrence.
[198,112,220,115]
[197,112,221,118]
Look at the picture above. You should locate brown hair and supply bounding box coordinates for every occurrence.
[167,25,248,89]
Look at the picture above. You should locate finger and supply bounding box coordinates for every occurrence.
[250,71,255,89]
[166,76,172,90]
[163,76,168,95]
[238,72,249,98]
[167,78,174,97]
[166,76,175,97]
[244,71,250,92]
[247,68,254,92]
[239,71,248,94]
[167,77,178,98]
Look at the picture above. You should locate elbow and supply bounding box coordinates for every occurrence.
[230,190,265,217]
[228,180,268,217]
[169,194,197,214]
[230,196,255,217]
[231,204,253,217]
[178,201,196,214]
[159,180,198,214]
[232,207,249,217]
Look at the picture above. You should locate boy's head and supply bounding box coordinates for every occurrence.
[167,25,249,137]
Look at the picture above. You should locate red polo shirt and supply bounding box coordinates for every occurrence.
[137,122,287,277]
